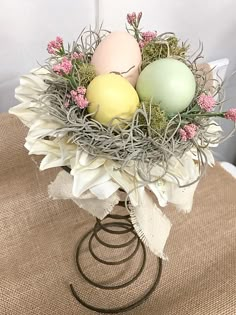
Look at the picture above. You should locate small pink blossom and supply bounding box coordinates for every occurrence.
[137,12,142,23]
[224,108,236,122]
[179,123,198,141]
[138,31,157,49]
[197,93,216,112]
[71,52,83,60]
[52,64,61,74]
[77,86,86,95]
[76,95,89,109]
[70,90,77,98]
[179,128,187,141]
[184,123,197,138]
[55,36,63,45]
[52,57,72,75]
[141,31,157,42]
[70,87,88,109]
[47,36,63,54]
[127,12,136,25]
[64,100,70,108]
[47,45,56,54]
[139,40,145,49]
[60,57,72,74]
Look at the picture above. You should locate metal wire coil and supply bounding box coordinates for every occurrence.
[70,212,162,313]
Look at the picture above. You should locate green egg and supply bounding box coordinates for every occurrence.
[136,58,196,114]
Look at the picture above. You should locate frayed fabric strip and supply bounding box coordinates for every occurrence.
[48,170,121,220]
[130,188,172,260]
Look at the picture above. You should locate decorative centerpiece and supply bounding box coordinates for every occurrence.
[9,12,236,313]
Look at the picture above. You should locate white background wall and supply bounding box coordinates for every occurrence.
[0,0,96,111]
[0,0,235,163]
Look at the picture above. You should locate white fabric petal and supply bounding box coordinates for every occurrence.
[130,189,172,259]
[48,170,75,200]
[148,180,168,207]
[105,166,140,206]
[73,193,120,219]
[72,150,106,172]
[165,180,199,213]
[27,138,77,170]
[15,68,51,103]
[49,170,120,219]
[40,153,69,170]
[27,116,65,140]
[188,147,215,167]
[165,155,198,185]
[72,167,111,198]
[9,101,42,127]
[90,180,120,200]
[163,154,200,212]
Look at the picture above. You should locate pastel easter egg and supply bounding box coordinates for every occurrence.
[86,73,139,126]
[91,31,142,86]
[136,58,196,114]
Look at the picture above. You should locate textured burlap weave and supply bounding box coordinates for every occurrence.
[0,113,236,315]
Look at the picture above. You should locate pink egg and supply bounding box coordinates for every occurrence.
[91,31,142,86]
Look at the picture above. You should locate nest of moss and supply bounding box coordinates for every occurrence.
[36,24,228,183]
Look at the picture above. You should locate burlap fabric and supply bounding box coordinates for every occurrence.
[1,113,236,315]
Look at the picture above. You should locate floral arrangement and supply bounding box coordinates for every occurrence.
[9,12,236,258]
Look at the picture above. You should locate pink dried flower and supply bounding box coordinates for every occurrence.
[179,123,198,141]
[47,36,63,54]
[70,90,77,98]
[137,12,142,23]
[71,52,83,60]
[56,36,63,45]
[64,100,70,108]
[139,40,145,49]
[47,44,55,54]
[141,31,157,42]
[224,108,236,122]
[52,64,61,74]
[184,123,197,139]
[127,12,136,25]
[179,128,187,141]
[70,87,88,109]
[197,93,216,112]
[76,95,89,109]
[77,86,86,95]
[52,57,72,75]
[60,57,72,74]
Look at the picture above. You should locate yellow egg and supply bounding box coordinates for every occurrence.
[91,32,142,86]
[86,73,139,126]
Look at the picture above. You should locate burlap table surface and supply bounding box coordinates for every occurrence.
[0,113,236,315]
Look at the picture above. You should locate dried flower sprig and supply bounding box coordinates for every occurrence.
[47,36,64,55]
[180,108,236,122]
[70,86,89,109]
[179,124,198,141]
[44,30,99,110]
[126,12,189,69]
[126,12,143,41]
[197,93,216,112]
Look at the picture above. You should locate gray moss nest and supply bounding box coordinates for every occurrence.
[36,25,231,184]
